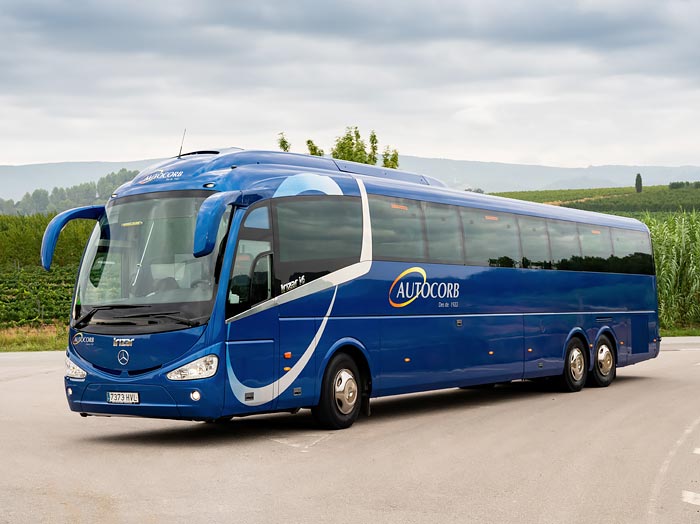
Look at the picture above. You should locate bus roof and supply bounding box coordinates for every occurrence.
[112,148,647,232]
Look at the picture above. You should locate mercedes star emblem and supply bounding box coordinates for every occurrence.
[117,350,130,366]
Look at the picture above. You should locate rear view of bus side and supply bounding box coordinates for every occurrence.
[42,149,659,429]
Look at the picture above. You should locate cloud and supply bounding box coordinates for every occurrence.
[1,0,699,166]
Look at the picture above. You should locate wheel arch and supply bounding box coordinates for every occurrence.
[317,337,373,403]
[593,327,619,367]
[564,328,590,367]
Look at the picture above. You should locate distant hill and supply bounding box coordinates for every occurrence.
[3,154,700,200]
[0,159,160,201]
[399,156,700,193]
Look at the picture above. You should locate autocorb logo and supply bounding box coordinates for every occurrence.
[72,332,95,346]
[389,267,460,308]
[138,170,184,185]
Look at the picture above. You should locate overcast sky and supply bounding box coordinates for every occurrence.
[2,0,699,167]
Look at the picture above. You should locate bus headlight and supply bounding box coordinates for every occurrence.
[65,356,87,379]
[166,355,218,381]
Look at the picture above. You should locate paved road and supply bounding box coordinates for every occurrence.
[1,340,700,524]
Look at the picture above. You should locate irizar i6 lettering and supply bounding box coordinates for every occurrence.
[41,148,660,429]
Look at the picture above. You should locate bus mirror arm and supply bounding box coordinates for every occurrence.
[193,191,242,258]
[41,205,105,270]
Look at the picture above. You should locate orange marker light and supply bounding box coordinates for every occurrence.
[484,215,499,221]
[283,366,291,372]
[283,352,292,359]
[591,230,601,235]
[488,351,494,355]
[391,203,408,211]
[527,348,533,353]
[620,341,625,345]
[404,357,411,363]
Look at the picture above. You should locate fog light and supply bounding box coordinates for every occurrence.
[67,388,73,396]
[190,391,201,402]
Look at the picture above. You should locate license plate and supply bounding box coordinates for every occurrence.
[107,392,140,404]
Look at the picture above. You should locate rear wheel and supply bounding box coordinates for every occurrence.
[559,338,587,392]
[587,335,616,387]
[313,353,361,430]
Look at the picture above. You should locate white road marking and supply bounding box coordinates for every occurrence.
[647,415,700,522]
[694,448,700,455]
[268,433,332,453]
[682,491,700,506]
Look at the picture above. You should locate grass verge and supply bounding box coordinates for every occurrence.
[660,325,700,337]
[0,324,68,352]
[1,323,698,353]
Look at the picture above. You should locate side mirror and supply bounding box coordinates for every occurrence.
[41,205,105,270]
[193,191,242,258]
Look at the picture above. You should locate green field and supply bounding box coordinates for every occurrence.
[493,184,700,213]
[2,184,700,350]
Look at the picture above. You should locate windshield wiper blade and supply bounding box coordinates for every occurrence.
[115,311,202,327]
[73,305,149,329]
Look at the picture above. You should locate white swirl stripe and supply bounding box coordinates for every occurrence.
[226,287,338,406]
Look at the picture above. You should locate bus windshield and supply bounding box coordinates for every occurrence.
[74,190,230,333]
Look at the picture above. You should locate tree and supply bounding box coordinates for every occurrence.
[367,130,378,166]
[306,140,324,156]
[635,173,643,193]
[382,146,399,169]
[277,126,399,168]
[277,132,291,152]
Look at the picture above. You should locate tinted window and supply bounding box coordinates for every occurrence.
[462,209,520,268]
[274,196,362,289]
[611,228,654,274]
[518,216,551,269]
[578,225,613,272]
[548,220,581,270]
[227,203,272,317]
[369,196,426,261]
[423,202,463,264]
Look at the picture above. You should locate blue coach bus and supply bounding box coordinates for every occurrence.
[41,149,659,429]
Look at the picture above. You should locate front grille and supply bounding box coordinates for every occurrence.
[92,364,122,376]
[128,365,162,376]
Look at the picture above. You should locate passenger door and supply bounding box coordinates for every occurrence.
[224,204,279,413]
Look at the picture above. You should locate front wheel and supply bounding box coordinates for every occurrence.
[312,354,361,430]
[587,335,616,387]
[558,338,587,392]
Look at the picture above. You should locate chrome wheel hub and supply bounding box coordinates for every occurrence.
[569,347,585,382]
[334,369,358,415]
[596,344,613,376]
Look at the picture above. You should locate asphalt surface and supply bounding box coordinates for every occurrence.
[1,339,700,524]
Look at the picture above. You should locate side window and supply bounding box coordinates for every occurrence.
[274,196,362,291]
[227,204,272,317]
[369,195,426,261]
[548,220,581,270]
[611,228,654,275]
[462,209,520,268]
[579,225,613,272]
[518,216,551,269]
[423,202,463,264]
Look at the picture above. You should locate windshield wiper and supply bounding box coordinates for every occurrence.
[73,305,149,329]
[114,311,203,327]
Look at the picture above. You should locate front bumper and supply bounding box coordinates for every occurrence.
[64,350,225,421]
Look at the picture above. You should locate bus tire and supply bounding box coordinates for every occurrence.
[313,353,361,430]
[588,335,616,387]
[559,338,587,392]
